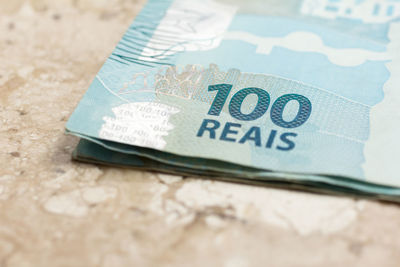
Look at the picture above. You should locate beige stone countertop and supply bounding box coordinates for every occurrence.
[1,1,400,266]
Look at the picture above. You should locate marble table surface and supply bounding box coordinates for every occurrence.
[1,1,400,266]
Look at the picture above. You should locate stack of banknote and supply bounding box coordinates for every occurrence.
[66,0,400,201]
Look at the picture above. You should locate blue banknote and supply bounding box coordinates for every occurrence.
[67,0,400,195]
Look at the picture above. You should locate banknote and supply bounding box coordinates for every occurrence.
[74,139,400,202]
[66,0,400,198]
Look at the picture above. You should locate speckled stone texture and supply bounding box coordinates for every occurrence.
[1,1,400,266]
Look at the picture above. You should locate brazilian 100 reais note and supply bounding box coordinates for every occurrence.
[66,0,400,191]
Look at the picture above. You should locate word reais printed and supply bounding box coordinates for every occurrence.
[196,84,312,151]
